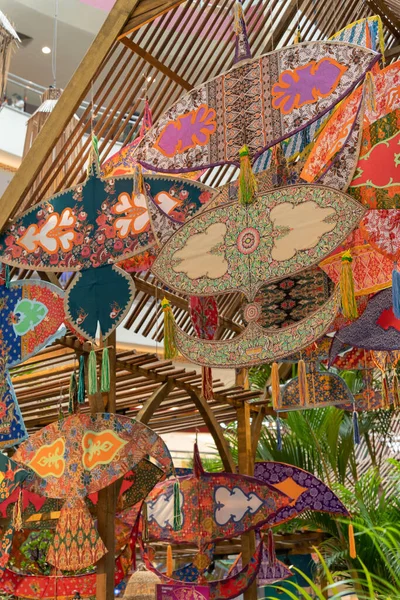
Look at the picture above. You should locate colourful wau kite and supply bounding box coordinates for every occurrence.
[254,462,350,524]
[0,156,213,341]
[13,413,173,570]
[153,184,364,367]
[329,289,400,365]
[145,445,290,551]
[133,42,379,173]
[0,279,65,448]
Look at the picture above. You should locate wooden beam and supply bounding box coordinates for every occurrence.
[136,380,175,424]
[0,0,173,231]
[251,407,265,462]
[120,37,192,90]
[366,0,400,38]
[119,0,185,37]
[237,402,257,600]
[385,43,400,59]
[187,389,235,474]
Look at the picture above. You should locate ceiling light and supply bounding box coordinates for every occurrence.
[42,46,51,54]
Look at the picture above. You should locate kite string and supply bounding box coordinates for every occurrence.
[52,0,59,87]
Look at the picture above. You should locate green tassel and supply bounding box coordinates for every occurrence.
[101,348,110,393]
[88,350,98,395]
[5,265,10,289]
[238,145,257,205]
[161,297,178,359]
[77,355,85,405]
[173,481,182,531]
[68,372,77,414]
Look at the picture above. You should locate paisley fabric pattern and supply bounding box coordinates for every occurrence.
[0,452,29,502]
[254,462,350,525]
[319,228,392,296]
[0,527,14,575]
[360,209,400,264]
[349,109,400,208]
[153,185,365,300]
[134,42,378,173]
[145,447,289,546]
[329,289,400,364]
[174,290,339,368]
[254,267,334,329]
[280,365,354,411]
[47,497,107,570]
[14,413,173,499]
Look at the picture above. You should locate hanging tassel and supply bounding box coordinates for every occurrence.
[364,72,376,114]
[276,416,282,451]
[101,348,110,393]
[298,359,309,406]
[271,362,281,410]
[12,491,23,532]
[87,134,100,175]
[68,372,77,415]
[392,373,400,409]
[88,350,98,396]
[141,501,149,542]
[5,265,10,289]
[238,145,257,205]
[161,298,178,359]
[133,164,144,196]
[202,366,213,401]
[267,529,276,565]
[166,544,174,577]
[382,373,391,409]
[58,399,64,421]
[173,480,182,531]
[77,355,85,404]
[392,269,400,319]
[352,409,360,445]
[340,251,358,320]
[349,523,357,559]
[233,0,252,64]
[294,27,301,44]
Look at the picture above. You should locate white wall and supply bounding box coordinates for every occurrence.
[0,105,28,159]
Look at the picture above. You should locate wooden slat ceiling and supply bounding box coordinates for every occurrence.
[11,0,398,347]
[5,0,400,433]
[10,338,262,433]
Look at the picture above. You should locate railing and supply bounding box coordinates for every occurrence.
[3,73,139,144]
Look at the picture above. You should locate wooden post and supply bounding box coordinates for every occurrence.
[88,331,118,600]
[237,401,258,600]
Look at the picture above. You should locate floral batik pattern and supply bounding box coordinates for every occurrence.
[153,185,365,300]
[47,497,106,570]
[14,413,173,499]
[134,42,378,173]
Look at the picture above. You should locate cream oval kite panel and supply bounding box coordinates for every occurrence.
[152,185,366,299]
[174,289,340,368]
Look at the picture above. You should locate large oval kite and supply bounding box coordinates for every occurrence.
[134,41,379,173]
[152,185,366,300]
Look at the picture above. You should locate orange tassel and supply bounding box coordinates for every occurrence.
[166,544,173,577]
[12,490,23,532]
[298,359,309,406]
[271,362,281,410]
[349,523,356,559]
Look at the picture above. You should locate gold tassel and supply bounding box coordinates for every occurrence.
[271,362,281,410]
[233,0,244,33]
[161,297,178,359]
[166,544,174,577]
[12,491,23,532]
[238,145,257,205]
[133,164,144,196]
[340,251,358,320]
[365,72,376,114]
[298,359,309,406]
[393,373,400,409]
[294,27,301,44]
[349,523,357,559]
